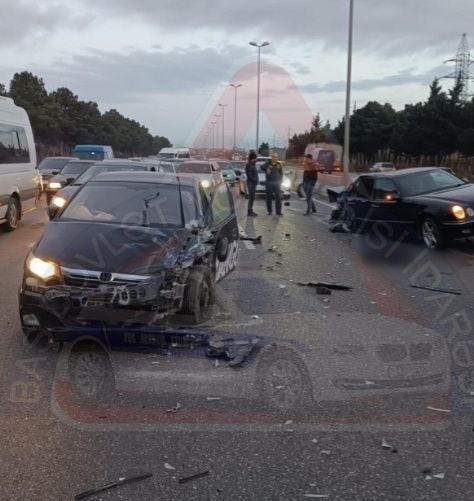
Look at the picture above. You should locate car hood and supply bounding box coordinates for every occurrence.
[48,173,77,185]
[40,169,61,177]
[414,184,474,205]
[34,222,208,275]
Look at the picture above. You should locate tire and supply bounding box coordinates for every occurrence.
[3,196,20,232]
[182,267,215,324]
[257,347,312,411]
[68,342,115,403]
[421,217,445,249]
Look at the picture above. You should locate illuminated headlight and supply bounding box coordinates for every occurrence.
[451,205,466,220]
[28,256,60,280]
[201,179,211,189]
[281,178,291,190]
[467,208,474,217]
[51,196,66,208]
[48,182,62,189]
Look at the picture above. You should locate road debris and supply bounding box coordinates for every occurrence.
[422,467,432,476]
[381,438,393,450]
[166,403,182,413]
[268,246,278,253]
[427,406,451,413]
[298,281,352,291]
[433,473,445,480]
[284,420,293,425]
[165,463,176,470]
[316,286,332,295]
[285,233,291,237]
[365,380,375,385]
[410,283,461,295]
[303,495,329,499]
[74,473,153,500]
[320,450,331,455]
[178,470,210,484]
[311,439,319,444]
[215,359,219,368]
[206,397,222,401]
[279,284,287,289]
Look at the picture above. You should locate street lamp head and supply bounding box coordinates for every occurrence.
[249,41,258,47]
[262,42,270,47]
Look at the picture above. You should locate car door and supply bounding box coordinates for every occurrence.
[347,176,374,230]
[371,178,416,230]
[208,183,239,282]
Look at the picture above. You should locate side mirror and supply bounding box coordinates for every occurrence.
[52,171,59,175]
[66,177,75,184]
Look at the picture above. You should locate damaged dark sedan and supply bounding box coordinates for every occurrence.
[19,171,239,341]
[328,167,474,249]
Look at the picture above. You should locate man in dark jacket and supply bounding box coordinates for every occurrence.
[245,150,259,216]
[301,153,320,215]
[261,153,283,215]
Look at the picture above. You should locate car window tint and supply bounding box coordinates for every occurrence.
[374,179,399,200]
[211,184,232,224]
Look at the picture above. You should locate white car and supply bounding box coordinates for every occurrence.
[370,162,395,173]
[174,159,224,188]
[0,97,40,231]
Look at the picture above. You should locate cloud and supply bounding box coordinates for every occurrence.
[81,0,473,55]
[44,45,250,102]
[0,1,87,46]
[298,65,448,94]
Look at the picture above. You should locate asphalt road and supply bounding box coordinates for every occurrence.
[0,189,473,501]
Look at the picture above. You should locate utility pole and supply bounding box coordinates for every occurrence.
[218,103,227,150]
[343,0,354,185]
[229,83,243,151]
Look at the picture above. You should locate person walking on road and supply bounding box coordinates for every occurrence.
[245,150,259,217]
[301,153,320,215]
[261,153,283,215]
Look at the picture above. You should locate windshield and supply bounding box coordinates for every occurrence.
[396,169,466,196]
[60,181,197,226]
[159,153,176,159]
[73,163,149,185]
[215,161,228,170]
[74,151,105,160]
[37,158,73,171]
[175,162,211,174]
[60,161,94,175]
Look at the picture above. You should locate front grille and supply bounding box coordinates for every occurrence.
[61,267,150,289]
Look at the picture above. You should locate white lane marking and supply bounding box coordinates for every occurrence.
[448,248,474,259]
[22,207,37,215]
[27,241,36,248]
[313,197,336,209]
[243,240,255,250]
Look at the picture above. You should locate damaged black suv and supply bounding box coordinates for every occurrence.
[19,171,239,342]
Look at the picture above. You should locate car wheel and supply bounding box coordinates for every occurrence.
[421,217,445,249]
[68,342,115,403]
[3,196,20,232]
[183,267,215,324]
[257,347,312,411]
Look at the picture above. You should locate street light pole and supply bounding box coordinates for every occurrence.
[229,84,242,152]
[214,114,221,151]
[249,41,270,152]
[343,0,354,184]
[210,121,216,150]
[218,103,227,150]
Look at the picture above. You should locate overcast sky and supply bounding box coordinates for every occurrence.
[1,0,473,148]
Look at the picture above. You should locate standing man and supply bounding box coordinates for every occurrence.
[301,153,319,215]
[245,150,259,217]
[261,153,283,215]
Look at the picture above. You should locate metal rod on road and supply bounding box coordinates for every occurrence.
[343,0,354,185]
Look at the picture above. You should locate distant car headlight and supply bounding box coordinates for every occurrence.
[281,178,291,190]
[51,196,66,208]
[452,205,466,220]
[48,182,62,189]
[467,208,474,217]
[201,179,211,189]
[28,256,60,280]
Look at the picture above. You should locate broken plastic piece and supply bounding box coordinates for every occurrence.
[206,397,222,401]
[284,420,293,425]
[178,470,210,484]
[166,403,182,413]
[74,473,153,500]
[410,283,461,295]
[303,496,329,499]
[298,281,352,291]
[316,286,332,295]
[433,473,445,480]
[427,406,451,413]
[320,450,331,455]
[381,438,392,449]
[165,463,176,470]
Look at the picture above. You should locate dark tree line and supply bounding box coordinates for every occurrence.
[289,78,474,169]
[0,72,171,157]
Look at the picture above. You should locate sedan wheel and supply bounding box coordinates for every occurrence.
[422,217,444,249]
